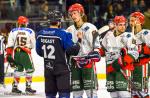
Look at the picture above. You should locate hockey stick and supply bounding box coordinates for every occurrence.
[120,69,148,98]
[90,31,101,98]
[72,50,101,97]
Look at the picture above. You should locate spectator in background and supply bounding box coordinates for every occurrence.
[103,2,115,23]
[39,1,49,19]
[139,0,146,12]
[143,1,150,29]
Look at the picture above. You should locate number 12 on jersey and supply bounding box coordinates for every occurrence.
[42,44,55,59]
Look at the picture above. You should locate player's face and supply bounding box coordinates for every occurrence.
[129,17,136,27]
[117,22,126,33]
[69,11,82,23]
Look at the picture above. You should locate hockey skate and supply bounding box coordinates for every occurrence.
[0,83,7,95]
[25,87,36,95]
[12,86,22,94]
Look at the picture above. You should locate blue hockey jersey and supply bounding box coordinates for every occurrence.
[36,28,80,74]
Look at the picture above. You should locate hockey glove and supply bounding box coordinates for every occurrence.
[86,51,101,62]
[142,43,150,55]
[122,54,135,71]
[73,56,90,68]
[6,47,13,55]
[7,55,16,68]
[6,47,16,68]
[120,48,128,57]
[120,48,134,70]
[111,54,134,72]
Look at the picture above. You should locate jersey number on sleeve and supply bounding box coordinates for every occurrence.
[42,45,55,59]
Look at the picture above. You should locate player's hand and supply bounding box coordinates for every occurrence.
[77,32,83,39]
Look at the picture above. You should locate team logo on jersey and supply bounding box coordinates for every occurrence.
[83,26,89,32]
[143,31,148,35]
[126,34,131,38]
[45,61,54,70]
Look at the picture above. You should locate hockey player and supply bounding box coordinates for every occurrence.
[36,10,81,98]
[129,12,150,98]
[96,16,139,98]
[0,35,5,93]
[6,16,36,94]
[67,3,99,98]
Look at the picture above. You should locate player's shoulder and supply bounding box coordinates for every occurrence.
[84,22,96,28]
[83,22,97,31]
[122,32,133,38]
[37,28,68,37]
[141,29,150,35]
[11,27,34,34]
[66,25,75,32]
[25,27,35,34]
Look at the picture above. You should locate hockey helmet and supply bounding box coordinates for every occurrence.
[113,16,126,25]
[17,16,29,25]
[130,12,145,25]
[47,10,62,22]
[68,3,85,14]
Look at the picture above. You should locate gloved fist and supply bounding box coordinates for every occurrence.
[122,54,134,70]
[7,55,16,68]
[6,47,13,55]
[142,44,150,55]
[120,48,127,57]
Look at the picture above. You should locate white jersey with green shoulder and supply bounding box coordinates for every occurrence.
[67,22,98,56]
[7,27,35,49]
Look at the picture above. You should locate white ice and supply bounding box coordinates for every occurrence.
[0,80,111,98]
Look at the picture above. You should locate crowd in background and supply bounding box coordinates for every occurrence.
[0,0,150,37]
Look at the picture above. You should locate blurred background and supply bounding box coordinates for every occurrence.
[0,0,150,38]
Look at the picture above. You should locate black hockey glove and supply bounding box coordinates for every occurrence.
[7,55,16,68]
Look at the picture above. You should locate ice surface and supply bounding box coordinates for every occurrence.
[0,80,111,98]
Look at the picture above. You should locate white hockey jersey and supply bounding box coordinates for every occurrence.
[99,31,139,65]
[134,29,150,47]
[67,22,97,56]
[7,27,35,49]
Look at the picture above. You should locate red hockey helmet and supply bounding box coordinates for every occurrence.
[113,16,126,25]
[17,16,29,25]
[130,12,145,24]
[68,3,85,14]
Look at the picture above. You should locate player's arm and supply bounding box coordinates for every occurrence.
[35,34,43,57]
[30,29,36,49]
[63,32,81,56]
[140,30,150,55]
[7,31,15,48]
